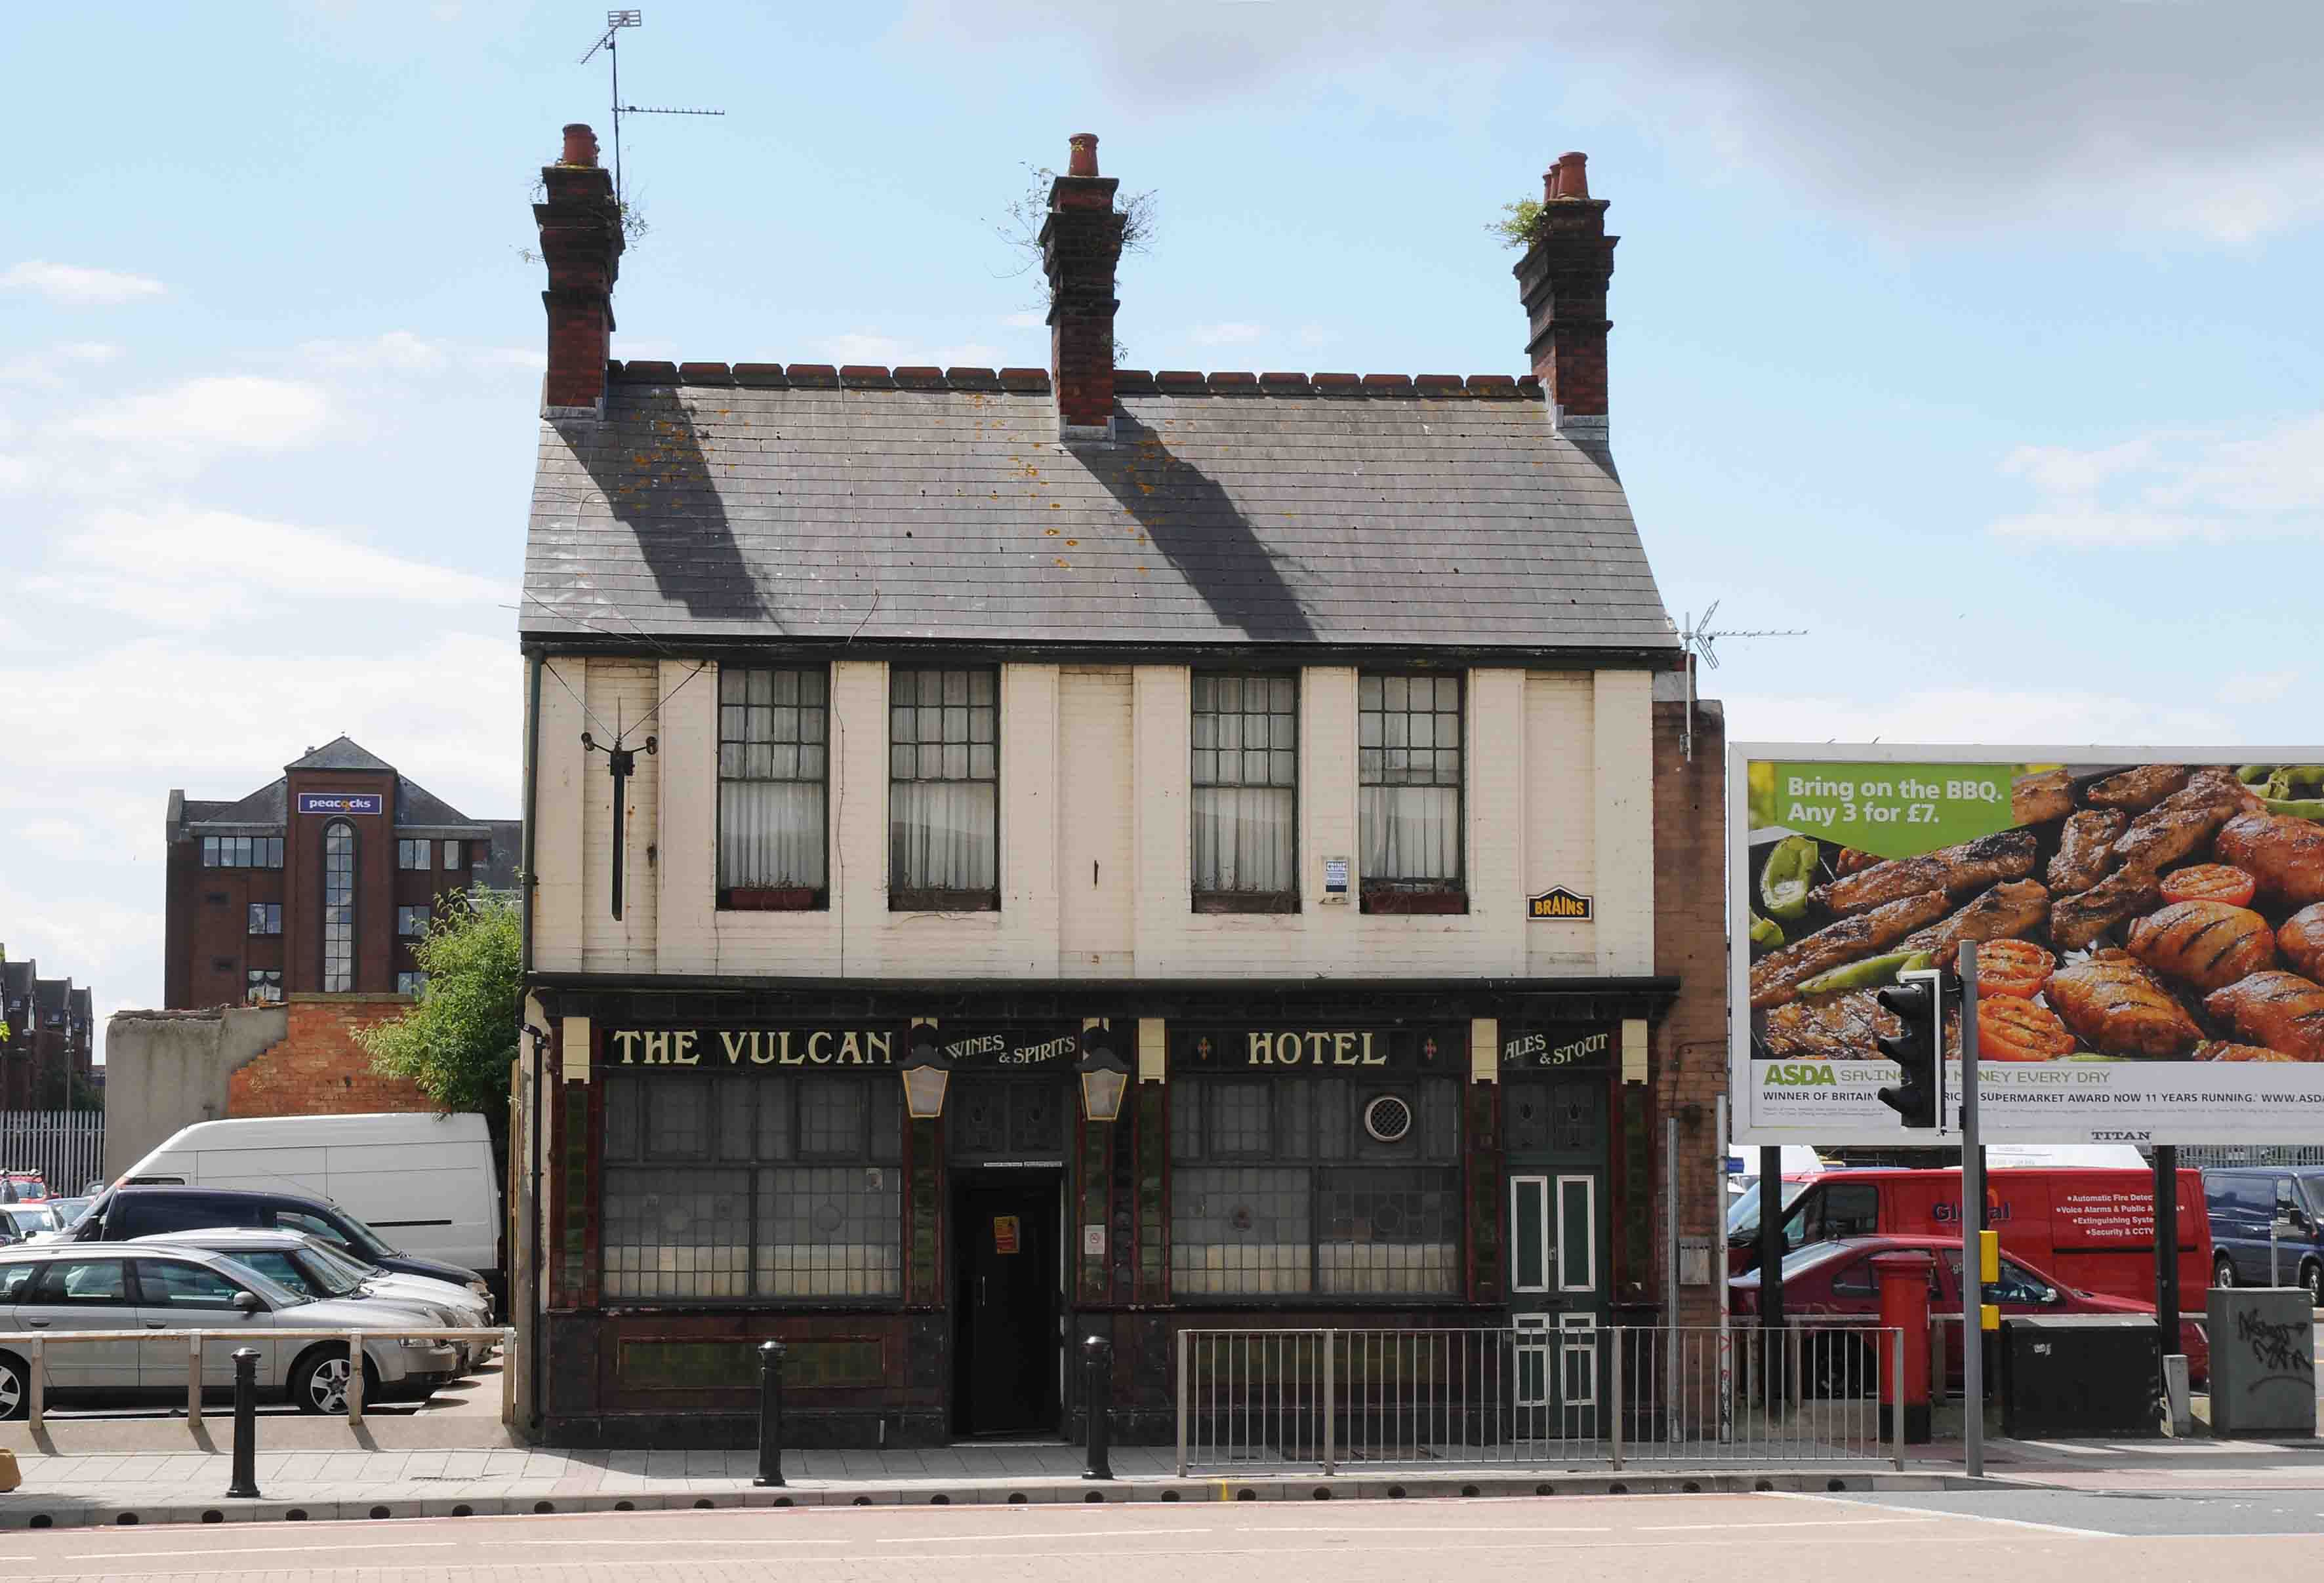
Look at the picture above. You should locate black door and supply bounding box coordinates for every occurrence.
[953,1177,1059,1437]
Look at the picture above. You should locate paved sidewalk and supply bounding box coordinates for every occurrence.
[0,1442,1944,1529]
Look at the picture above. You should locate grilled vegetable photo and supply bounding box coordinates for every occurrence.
[2157,864,2258,908]
[1759,834,1820,922]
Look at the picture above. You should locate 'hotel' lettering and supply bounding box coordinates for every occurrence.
[1246,1032,1383,1067]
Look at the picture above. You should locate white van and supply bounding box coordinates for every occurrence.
[116,1113,500,1275]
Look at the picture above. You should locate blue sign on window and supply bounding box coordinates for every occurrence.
[296,792,384,815]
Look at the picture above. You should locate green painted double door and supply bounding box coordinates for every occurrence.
[1503,1075,1611,1432]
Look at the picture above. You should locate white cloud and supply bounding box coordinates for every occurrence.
[300,332,544,376]
[1,260,167,305]
[1726,685,2248,752]
[59,375,331,452]
[811,333,1006,369]
[900,1,2324,244]
[0,341,125,386]
[1991,413,2324,547]
[1193,322,1268,347]
[38,504,504,630]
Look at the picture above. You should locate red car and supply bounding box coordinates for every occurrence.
[1731,1233,2208,1392]
[0,1171,45,1203]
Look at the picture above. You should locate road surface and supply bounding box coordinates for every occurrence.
[5,1487,2323,1583]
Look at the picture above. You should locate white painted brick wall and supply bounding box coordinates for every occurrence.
[579,660,659,974]
[537,656,1659,984]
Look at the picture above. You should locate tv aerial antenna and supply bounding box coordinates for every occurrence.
[580,10,724,205]
[1675,601,1807,761]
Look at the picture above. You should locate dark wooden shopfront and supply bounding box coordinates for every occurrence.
[528,984,1670,1449]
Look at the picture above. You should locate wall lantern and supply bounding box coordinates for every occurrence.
[1078,1030,1130,1125]
[900,1025,950,1121]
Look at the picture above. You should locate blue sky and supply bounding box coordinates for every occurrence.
[3,2,2318,1048]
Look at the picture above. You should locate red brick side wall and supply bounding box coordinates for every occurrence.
[228,995,432,1117]
[1651,695,1730,1332]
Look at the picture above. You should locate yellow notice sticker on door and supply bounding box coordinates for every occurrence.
[993,1214,1020,1255]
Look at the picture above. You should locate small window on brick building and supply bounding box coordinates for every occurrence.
[397,839,432,871]
[247,903,282,936]
[396,971,427,997]
[396,905,430,938]
[211,956,235,972]
[246,969,283,1005]
[201,835,283,868]
[441,839,462,870]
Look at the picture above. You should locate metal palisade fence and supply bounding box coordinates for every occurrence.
[0,1110,106,1199]
[1175,1325,1905,1475]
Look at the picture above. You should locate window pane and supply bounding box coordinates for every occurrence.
[891,781,997,895]
[322,821,356,993]
[1208,1084,1272,1156]
[756,1165,900,1298]
[1319,1167,1459,1295]
[1513,1179,1548,1291]
[1170,1166,1312,1296]
[601,1167,752,1300]
[1192,786,1296,894]
[647,1084,710,1159]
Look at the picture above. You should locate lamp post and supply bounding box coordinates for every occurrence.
[900,1026,950,1121]
[1078,1037,1130,1125]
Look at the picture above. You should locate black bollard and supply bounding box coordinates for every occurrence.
[226,1348,261,1499]
[1081,1334,1114,1481]
[753,1340,787,1488]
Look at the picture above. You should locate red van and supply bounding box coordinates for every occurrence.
[1725,1167,2209,1305]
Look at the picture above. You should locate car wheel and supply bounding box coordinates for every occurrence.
[2304,1261,2323,1307]
[289,1345,377,1414]
[2213,1255,2235,1289]
[0,1352,26,1421]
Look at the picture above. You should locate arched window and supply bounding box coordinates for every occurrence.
[322,819,357,992]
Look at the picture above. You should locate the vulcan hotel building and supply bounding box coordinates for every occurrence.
[512,127,1727,1445]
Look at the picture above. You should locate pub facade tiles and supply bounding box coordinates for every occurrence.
[514,128,1728,1447]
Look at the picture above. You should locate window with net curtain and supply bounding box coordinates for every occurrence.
[719,666,829,908]
[889,666,998,909]
[1170,1076,1461,1297]
[1191,673,1298,910]
[1358,673,1464,910]
[600,1073,903,1301]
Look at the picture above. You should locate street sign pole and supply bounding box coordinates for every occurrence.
[1959,942,1983,1480]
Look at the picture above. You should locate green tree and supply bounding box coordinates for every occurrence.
[357,893,522,1161]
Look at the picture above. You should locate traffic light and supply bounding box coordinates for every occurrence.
[1875,967,1946,1129]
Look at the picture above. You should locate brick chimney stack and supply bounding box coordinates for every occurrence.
[1040,133,1126,433]
[1514,151,1618,446]
[535,123,624,418]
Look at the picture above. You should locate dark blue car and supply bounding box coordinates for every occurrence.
[2203,1167,2324,1303]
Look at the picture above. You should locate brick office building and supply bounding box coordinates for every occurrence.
[163,737,520,1010]
[512,128,1728,1447]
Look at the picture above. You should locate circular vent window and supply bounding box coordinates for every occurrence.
[1363,1094,1414,1144]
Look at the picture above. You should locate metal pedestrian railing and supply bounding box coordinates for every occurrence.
[1175,1324,1904,1475]
[0,1325,515,1430]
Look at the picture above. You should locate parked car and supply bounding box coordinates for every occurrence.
[61,1187,491,1315]
[1730,1233,2209,1393]
[0,1243,460,1420]
[130,1229,493,1371]
[0,1205,62,1245]
[2202,1167,2324,1302]
[115,1113,500,1281]
[1725,1165,2210,1304]
[41,1196,93,1234]
[0,1172,47,1203]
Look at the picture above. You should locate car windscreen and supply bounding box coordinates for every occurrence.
[299,1237,387,1287]
[199,1252,308,1309]
[1726,1179,1810,1238]
[327,1205,403,1261]
[2302,1176,2324,1222]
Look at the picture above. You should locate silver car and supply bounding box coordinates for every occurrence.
[130,1228,492,1371]
[0,1243,459,1418]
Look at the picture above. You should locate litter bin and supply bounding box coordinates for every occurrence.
[2000,1315,2160,1439]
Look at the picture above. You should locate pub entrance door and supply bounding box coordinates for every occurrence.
[951,1174,1063,1438]
[1503,1073,1614,1430]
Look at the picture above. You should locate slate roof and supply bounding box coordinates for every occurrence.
[172,742,509,839]
[287,736,396,773]
[520,366,1678,656]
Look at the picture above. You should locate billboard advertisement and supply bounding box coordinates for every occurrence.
[1730,746,2324,1146]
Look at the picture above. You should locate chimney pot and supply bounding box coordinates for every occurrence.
[1513,153,1616,435]
[561,123,600,169]
[1067,133,1101,178]
[1551,151,1589,200]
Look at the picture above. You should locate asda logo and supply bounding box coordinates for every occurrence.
[1762,1063,1839,1087]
